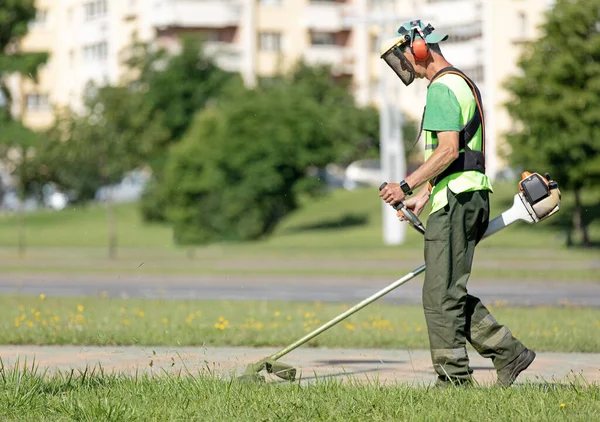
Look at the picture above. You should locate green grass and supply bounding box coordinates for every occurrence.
[0,364,598,421]
[0,180,598,280]
[3,296,599,352]
[0,180,598,252]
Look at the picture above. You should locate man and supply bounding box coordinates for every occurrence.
[378,20,535,387]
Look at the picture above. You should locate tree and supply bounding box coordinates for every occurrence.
[31,88,144,259]
[162,63,380,244]
[505,0,600,247]
[0,0,48,257]
[122,37,241,221]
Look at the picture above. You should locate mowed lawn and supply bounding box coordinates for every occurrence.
[2,295,599,352]
[0,180,598,280]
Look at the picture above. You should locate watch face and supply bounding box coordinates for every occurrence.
[401,181,412,194]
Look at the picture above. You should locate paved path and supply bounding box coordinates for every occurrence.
[1,346,598,385]
[1,273,599,307]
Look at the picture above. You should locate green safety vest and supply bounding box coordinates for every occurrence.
[422,68,493,214]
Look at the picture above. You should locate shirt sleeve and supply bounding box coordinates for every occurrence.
[422,83,461,132]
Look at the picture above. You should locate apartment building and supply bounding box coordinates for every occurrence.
[16,0,555,176]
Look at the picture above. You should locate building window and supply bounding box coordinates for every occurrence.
[84,0,108,21]
[371,35,380,53]
[26,94,50,111]
[463,65,484,84]
[310,32,336,46]
[29,9,48,28]
[83,42,108,62]
[438,25,483,43]
[518,11,528,38]
[259,32,282,52]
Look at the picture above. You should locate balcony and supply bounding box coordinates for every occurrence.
[151,0,242,29]
[303,46,354,74]
[302,2,351,32]
[204,41,242,72]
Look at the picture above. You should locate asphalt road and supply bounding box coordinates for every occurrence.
[1,273,599,307]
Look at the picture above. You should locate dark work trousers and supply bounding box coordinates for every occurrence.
[423,189,526,381]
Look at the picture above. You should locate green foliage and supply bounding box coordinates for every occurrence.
[0,0,47,99]
[505,0,600,245]
[122,37,241,220]
[29,89,145,202]
[0,0,47,200]
[163,64,379,244]
[0,0,36,50]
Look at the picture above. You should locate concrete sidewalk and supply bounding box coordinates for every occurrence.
[1,346,598,385]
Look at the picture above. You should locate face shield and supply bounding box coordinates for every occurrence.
[380,35,415,86]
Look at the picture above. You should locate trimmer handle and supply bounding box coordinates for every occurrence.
[379,182,426,235]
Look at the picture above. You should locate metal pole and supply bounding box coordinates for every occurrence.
[379,0,406,245]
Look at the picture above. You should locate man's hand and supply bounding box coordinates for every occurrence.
[398,188,430,222]
[378,183,405,205]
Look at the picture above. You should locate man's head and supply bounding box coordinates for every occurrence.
[380,20,448,85]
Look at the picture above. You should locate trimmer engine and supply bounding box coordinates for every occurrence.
[518,172,561,222]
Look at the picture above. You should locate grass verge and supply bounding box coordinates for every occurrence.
[0,363,598,421]
[3,296,599,352]
[0,181,598,280]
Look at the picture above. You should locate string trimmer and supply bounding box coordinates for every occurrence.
[239,171,561,382]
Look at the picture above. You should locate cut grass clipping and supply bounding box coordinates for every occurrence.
[0,362,598,421]
[3,296,599,352]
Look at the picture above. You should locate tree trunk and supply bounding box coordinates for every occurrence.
[187,248,195,260]
[17,145,26,258]
[106,193,117,260]
[572,188,590,247]
[18,200,26,258]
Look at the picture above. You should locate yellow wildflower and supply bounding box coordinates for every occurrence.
[77,305,84,312]
[26,321,33,328]
[560,403,566,408]
[40,294,46,301]
[162,318,169,324]
[14,318,20,328]
[122,319,131,326]
[274,311,280,317]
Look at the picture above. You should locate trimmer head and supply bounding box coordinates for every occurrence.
[239,359,297,383]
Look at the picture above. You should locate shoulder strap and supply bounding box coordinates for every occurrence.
[430,67,486,153]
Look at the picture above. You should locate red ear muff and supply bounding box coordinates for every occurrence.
[412,39,430,61]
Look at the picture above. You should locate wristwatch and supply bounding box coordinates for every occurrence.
[400,180,413,196]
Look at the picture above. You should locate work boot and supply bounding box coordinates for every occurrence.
[434,376,473,389]
[496,348,536,387]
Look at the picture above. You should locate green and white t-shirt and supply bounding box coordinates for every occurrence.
[421,73,493,214]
